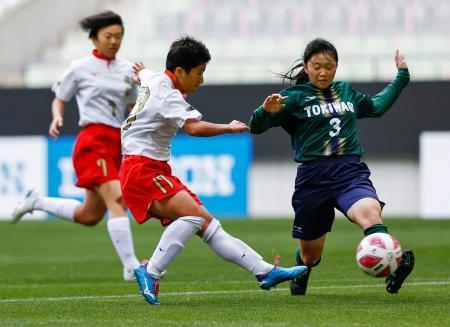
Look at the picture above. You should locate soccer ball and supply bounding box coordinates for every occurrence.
[355,233,403,278]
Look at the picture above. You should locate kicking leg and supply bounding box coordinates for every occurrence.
[201,218,307,290]
[136,191,307,304]
[347,197,415,294]
[153,192,307,289]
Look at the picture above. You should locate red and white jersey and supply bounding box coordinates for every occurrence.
[121,69,202,161]
[52,51,137,128]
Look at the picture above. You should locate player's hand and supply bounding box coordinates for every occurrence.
[49,116,63,139]
[395,50,408,69]
[227,120,249,133]
[262,94,288,113]
[132,62,145,85]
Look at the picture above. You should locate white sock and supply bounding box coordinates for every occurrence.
[202,219,273,276]
[107,217,140,270]
[146,216,204,278]
[34,196,80,222]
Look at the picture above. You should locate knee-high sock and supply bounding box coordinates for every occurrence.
[107,217,140,270]
[296,247,321,267]
[364,224,389,236]
[34,196,80,222]
[202,219,273,276]
[146,216,205,278]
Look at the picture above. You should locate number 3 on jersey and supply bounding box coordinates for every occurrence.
[122,86,150,130]
[329,117,341,137]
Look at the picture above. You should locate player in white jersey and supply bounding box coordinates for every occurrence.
[11,11,141,281]
[120,36,308,305]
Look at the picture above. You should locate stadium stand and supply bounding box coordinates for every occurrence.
[0,0,449,86]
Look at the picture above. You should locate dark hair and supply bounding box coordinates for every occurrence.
[166,35,211,73]
[280,38,338,85]
[79,11,124,38]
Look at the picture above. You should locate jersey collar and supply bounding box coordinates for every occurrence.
[92,49,115,62]
[164,69,187,97]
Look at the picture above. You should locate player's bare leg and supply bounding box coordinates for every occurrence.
[290,235,325,295]
[73,189,106,225]
[347,198,383,230]
[347,197,415,294]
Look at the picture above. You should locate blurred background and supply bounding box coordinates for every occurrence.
[1,0,449,219]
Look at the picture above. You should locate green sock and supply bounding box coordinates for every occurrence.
[364,224,389,236]
[295,248,321,267]
[295,248,305,265]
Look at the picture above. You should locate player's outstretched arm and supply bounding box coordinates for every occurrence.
[249,94,289,134]
[262,94,288,113]
[358,50,410,118]
[182,120,249,137]
[49,97,65,139]
[395,49,408,70]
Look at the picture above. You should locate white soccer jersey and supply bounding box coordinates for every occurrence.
[52,52,137,128]
[121,69,202,161]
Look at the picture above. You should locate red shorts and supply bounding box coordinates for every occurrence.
[120,155,202,225]
[72,124,122,189]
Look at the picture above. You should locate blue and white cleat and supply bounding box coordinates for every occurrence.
[134,264,160,305]
[257,265,309,290]
[11,190,40,224]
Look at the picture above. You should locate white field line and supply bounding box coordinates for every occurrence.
[0,277,447,288]
[0,281,449,304]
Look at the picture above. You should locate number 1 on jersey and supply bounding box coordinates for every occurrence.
[96,158,108,176]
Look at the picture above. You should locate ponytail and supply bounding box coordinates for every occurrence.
[278,38,338,85]
[278,60,309,85]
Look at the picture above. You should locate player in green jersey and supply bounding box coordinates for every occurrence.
[249,38,414,295]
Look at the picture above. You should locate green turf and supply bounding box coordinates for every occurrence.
[0,218,449,326]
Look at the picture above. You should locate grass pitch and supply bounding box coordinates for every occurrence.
[0,218,449,326]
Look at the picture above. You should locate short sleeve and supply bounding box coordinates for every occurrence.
[162,89,202,128]
[51,63,78,102]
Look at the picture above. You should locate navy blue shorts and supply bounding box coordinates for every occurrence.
[291,155,383,240]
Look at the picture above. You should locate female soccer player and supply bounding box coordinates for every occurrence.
[11,11,141,281]
[249,38,414,295]
[120,36,308,305]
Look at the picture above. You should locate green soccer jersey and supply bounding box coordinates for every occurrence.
[249,68,410,162]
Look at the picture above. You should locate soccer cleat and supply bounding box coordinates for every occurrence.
[124,259,150,282]
[11,190,40,224]
[290,267,311,295]
[134,264,160,305]
[290,248,311,295]
[257,265,308,290]
[385,250,415,294]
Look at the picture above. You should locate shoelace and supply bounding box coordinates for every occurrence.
[272,248,280,267]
